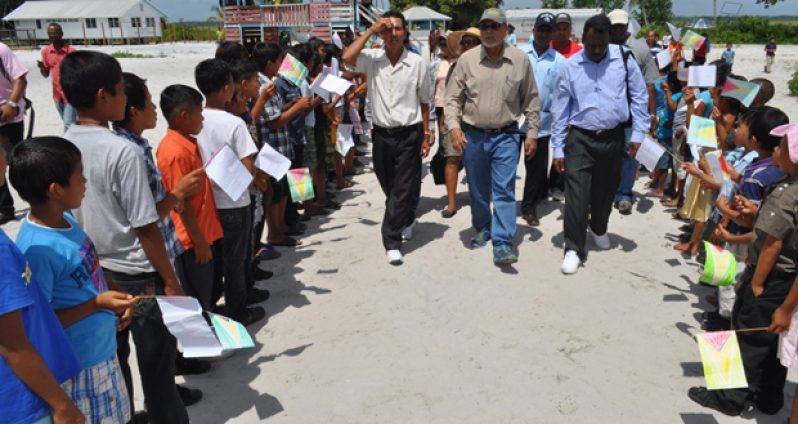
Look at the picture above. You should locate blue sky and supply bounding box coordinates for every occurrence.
[155,0,798,22]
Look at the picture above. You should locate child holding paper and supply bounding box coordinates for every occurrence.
[194,59,265,325]
[690,122,798,417]
[60,50,189,424]
[11,137,135,423]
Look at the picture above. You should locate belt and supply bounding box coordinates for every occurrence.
[373,123,420,135]
[572,125,622,139]
[462,122,516,135]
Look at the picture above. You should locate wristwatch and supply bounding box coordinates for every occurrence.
[6,100,18,110]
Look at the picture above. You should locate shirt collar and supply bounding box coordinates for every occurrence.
[479,45,512,64]
[529,46,556,61]
[376,47,411,67]
[112,125,150,150]
[577,45,618,65]
[165,128,198,150]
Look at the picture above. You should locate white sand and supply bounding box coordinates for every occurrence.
[3,42,797,423]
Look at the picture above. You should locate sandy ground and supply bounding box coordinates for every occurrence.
[2,42,798,423]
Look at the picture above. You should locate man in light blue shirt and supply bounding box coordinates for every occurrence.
[550,14,649,275]
[521,12,565,227]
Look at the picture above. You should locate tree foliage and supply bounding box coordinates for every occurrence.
[569,0,625,10]
[629,0,673,27]
[541,0,569,8]
[390,0,502,29]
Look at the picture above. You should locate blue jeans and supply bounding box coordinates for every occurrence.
[463,127,520,253]
[615,127,636,203]
[54,100,77,133]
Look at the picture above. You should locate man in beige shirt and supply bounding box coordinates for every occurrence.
[342,10,431,266]
[444,8,540,265]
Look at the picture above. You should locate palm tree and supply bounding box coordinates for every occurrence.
[628,0,648,27]
[209,5,224,22]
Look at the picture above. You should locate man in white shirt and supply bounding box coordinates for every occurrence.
[343,10,432,265]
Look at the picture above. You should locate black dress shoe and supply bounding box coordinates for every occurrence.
[175,357,211,376]
[246,288,270,305]
[239,306,266,326]
[132,410,148,424]
[688,386,746,416]
[254,268,274,280]
[522,212,539,226]
[177,385,203,406]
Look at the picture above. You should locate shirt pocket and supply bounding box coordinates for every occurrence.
[502,76,523,106]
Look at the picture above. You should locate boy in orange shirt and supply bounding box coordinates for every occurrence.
[156,84,223,310]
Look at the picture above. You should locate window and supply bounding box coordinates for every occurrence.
[36,19,41,29]
[85,18,96,28]
[131,17,141,28]
[146,17,155,27]
[108,17,119,28]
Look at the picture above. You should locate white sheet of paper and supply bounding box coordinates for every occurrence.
[516,115,526,130]
[688,65,717,87]
[319,74,353,96]
[331,57,341,77]
[309,73,331,99]
[656,49,672,69]
[332,31,343,49]
[205,144,254,202]
[667,22,681,42]
[690,143,701,164]
[628,17,641,36]
[635,135,666,172]
[156,296,223,358]
[259,79,273,95]
[336,123,355,154]
[704,150,726,183]
[255,142,291,181]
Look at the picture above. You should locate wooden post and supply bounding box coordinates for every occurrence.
[101,21,107,45]
[81,21,87,45]
[119,20,124,44]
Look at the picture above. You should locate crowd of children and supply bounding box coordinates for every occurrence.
[0,35,369,424]
[2,19,798,423]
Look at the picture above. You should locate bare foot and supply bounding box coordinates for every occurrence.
[674,242,690,252]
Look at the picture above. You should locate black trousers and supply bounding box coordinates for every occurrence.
[563,126,624,259]
[174,242,223,310]
[0,122,24,215]
[713,269,794,412]
[521,136,550,214]
[372,123,422,250]
[104,269,189,424]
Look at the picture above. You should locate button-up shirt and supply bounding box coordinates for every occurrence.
[41,43,75,103]
[355,48,430,129]
[528,46,564,138]
[444,45,540,139]
[113,126,184,261]
[550,45,650,158]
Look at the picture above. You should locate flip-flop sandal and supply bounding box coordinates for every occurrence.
[268,237,302,247]
[441,209,457,218]
[336,180,354,189]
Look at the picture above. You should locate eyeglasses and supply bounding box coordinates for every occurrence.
[478,22,503,31]
[460,38,479,47]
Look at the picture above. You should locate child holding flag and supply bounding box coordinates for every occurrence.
[689,121,798,417]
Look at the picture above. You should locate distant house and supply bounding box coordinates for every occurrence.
[3,0,168,43]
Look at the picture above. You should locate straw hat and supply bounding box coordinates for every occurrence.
[446,27,481,57]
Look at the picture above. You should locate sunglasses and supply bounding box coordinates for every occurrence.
[478,22,503,31]
[460,38,479,46]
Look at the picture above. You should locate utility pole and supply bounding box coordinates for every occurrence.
[713,0,717,25]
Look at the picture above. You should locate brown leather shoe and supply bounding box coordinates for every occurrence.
[523,213,539,226]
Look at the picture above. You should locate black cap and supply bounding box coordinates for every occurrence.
[555,12,572,25]
[535,12,555,29]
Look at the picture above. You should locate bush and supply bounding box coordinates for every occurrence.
[789,70,798,96]
[641,16,798,45]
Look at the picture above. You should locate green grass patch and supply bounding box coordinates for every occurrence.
[111,51,167,59]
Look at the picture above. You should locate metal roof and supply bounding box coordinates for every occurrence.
[4,0,167,20]
[504,8,602,19]
[403,6,452,22]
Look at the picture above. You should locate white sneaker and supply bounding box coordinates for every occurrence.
[561,250,581,275]
[386,249,403,265]
[591,230,610,250]
[401,219,417,241]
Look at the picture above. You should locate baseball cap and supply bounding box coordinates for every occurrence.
[608,9,629,25]
[555,13,571,25]
[479,8,507,25]
[535,12,555,30]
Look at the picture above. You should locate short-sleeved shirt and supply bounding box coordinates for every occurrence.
[256,73,294,162]
[655,78,682,139]
[749,177,798,274]
[0,228,81,424]
[355,48,431,129]
[765,42,777,56]
[299,79,315,127]
[157,129,223,250]
[0,42,27,126]
[41,43,75,102]
[113,126,184,261]
[16,213,117,369]
[739,157,783,205]
[66,125,160,274]
[551,40,582,59]
[196,108,258,209]
[274,76,306,147]
[721,49,735,65]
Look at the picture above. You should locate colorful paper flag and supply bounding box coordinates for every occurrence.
[687,116,718,148]
[208,312,254,350]
[681,29,706,50]
[696,331,748,390]
[278,53,309,88]
[699,241,737,287]
[721,78,761,108]
[287,167,315,203]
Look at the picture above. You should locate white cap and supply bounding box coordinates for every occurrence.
[607,9,629,26]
